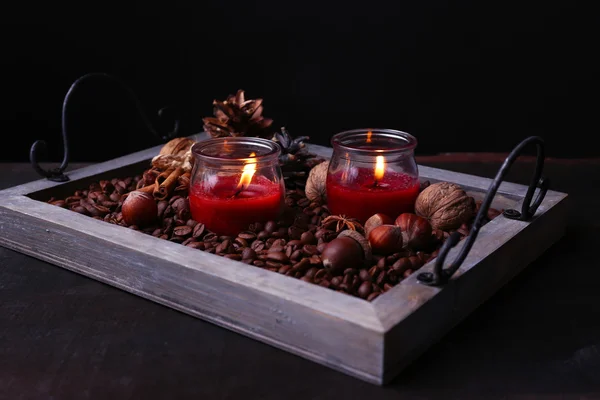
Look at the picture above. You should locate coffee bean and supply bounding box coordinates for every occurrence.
[408,256,423,269]
[331,276,342,287]
[268,252,289,263]
[266,261,282,268]
[224,254,242,261]
[264,221,277,234]
[300,231,316,245]
[238,232,257,241]
[290,249,302,261]
[300,276,313,283]
[152,228,163,237]
[403,269,414,278]
[288,226,303,240]
[367,292,380,301]
[291,259,311,273]
[297,198,310,208]
[234,237,248,248]
[278,265,291,274]
[314,269,328,281]
[383,283,394,292]
[169,236,185,243]
[186,241,205,250]
[358,281,372,298]
[287,239,303,248]
[377,257,387,269]
[182,237,195,246]
[392,258,411,273]
[376,270,387,286]
[304,267,319,279]
[253,260,265,267]
[308,255,322,266]
[248,222,264,233]
[302,244,318,256]
[257,231,270,240]
[271,239,287,248]
[316,242,327,254]
[368,265,381,278]
[204,233,218,243]
[319,279,331,288]
[192,223,206,239]
[241,248,256,260]
[269,246,285,253]
[173,225,192,237]
[359,269,371,282]
[251,240,266,251]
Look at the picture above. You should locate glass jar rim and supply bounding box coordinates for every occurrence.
[331,128,417,155]
[191,137,281,164]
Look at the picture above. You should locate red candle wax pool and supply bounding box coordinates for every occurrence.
[189,175,284,236]
[326,169,420,223]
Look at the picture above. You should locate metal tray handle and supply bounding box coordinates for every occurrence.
[417,136,550,286]
[30,72,180,182]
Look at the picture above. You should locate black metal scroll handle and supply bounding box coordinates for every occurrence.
[417,136,550,286]
[29,72,180,182]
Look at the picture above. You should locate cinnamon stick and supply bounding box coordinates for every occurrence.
[137,185,155,194]
[154,167,184,200]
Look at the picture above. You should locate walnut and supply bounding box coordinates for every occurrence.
[305,160,329,203]
[152,137,197,172]
[414,182,475,231]
[159,137,196,157]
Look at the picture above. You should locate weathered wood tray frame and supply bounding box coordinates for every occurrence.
[0,134,568,385]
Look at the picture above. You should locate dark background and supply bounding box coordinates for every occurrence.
[1,0,598,163]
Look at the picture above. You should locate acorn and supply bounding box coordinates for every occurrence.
[322,230,371,274]
[121,191,158,228]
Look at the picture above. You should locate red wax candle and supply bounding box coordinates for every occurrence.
[189,175,284,236]
[326,169,419,223]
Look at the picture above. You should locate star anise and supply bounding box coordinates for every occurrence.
[320,215,365,235]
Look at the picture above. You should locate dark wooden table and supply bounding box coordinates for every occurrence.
[2,157,600,399]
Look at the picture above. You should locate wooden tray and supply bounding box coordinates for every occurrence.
[0,133,568,385]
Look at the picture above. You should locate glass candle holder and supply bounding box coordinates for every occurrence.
[189,137,285,236]
[326,129,420,223]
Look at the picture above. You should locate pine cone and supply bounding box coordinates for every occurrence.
[274,127,320,190]
[202,90,274,139]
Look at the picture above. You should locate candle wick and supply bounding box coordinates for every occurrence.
[231,183,249,199]
[372,179,379,188]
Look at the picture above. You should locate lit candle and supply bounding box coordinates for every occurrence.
[326,129,420,223]
[189,138,284,236]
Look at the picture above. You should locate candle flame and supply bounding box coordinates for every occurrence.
[375,155,385,181]
[237,152,257,190]
[366,130,373,143]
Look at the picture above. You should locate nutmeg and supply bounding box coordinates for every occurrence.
[368,225,403,255]
[305,160,329,203]
[414,182,475,231]
[364,213,394,237]
[394,213,432,250]
[122,191,158,228]
[322,230,371,274]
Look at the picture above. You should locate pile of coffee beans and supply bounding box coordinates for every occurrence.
[46,170,500,301]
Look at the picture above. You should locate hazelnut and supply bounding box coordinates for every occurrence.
[364,213,394,237]
[322,231,371,274]
[122,191,158,228]
[368,225,403,255]
[394,213,432,250]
